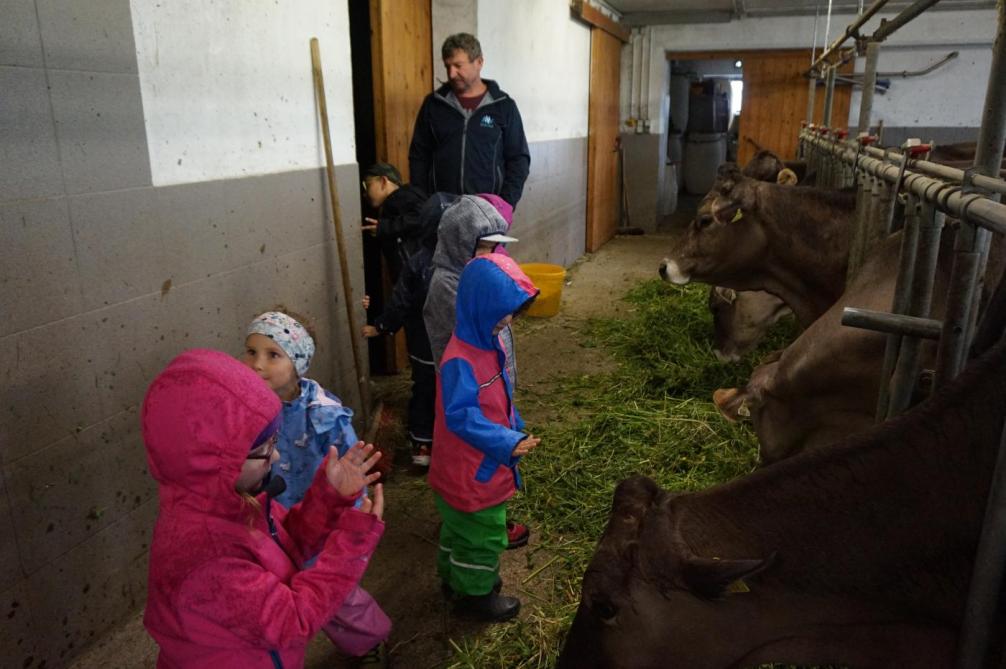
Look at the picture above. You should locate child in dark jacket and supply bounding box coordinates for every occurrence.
[362,192,456,466]
[427,254,541,622]
[362,162,428,279]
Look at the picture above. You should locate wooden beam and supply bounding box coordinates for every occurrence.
[571,0,631,43]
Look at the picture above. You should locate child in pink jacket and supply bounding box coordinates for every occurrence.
[141,349,384,668]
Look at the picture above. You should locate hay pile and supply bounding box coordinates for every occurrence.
[447,280,802,668]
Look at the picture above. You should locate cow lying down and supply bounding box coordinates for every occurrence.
[558,331,1006,669]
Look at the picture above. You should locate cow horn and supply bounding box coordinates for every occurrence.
[776,168,798,186]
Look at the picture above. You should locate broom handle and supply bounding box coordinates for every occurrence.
[310,37,371,426]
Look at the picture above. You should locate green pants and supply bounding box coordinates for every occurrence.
[433,493,508,596]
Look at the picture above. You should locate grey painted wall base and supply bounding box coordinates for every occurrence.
[1,163,365,669]
[509,136,587,267]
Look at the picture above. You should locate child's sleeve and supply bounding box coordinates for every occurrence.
[441,357,525,466]
[374,262,419,335]
[175,507,383,651]
[282,454,360,559]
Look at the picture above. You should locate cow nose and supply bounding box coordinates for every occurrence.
[659,258,690,285]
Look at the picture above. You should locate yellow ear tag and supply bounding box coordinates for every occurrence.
[731,208,744,223]
[726,579,751,594]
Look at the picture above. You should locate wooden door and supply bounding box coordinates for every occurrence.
[668,49,853,165]
[369,0,432,370]
[586,28,622,252]
[370,0,432,181]
[739,51,853,164]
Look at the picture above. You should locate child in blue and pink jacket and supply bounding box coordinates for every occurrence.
[427,253,541,623]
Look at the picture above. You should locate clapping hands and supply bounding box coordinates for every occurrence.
[326,442,384,519]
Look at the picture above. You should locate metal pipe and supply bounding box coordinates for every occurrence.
[955,422,1006,669]
[887,205,945,417]
[809,0,889,73]
[800,132,1006,235]
[875,193,920,420]
[857,41,880,135]
[871,0,944,42]
[953,4,1006,663]
[841,307,943,339]
[806,74,818,124]
[823,66,837,127]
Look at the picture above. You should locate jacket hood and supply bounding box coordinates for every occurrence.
[432,195,509,272]
[141,349,281,507]
[455,254,538,350]
[476,193,513,226]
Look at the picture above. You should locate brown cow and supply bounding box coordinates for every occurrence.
[712,229,952,463]
[557,332,1006,668]
[706,152,804,362]
[660,164,856,328]
[707,287,790,362]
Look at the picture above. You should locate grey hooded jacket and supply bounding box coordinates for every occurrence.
[423,195,518,383]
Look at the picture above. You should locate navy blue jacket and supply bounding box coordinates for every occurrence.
[408,79,531,207]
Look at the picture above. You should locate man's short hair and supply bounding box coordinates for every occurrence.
[364,162,403,186]
[441,33,482,62]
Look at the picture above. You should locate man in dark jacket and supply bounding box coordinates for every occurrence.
[408,33,531,208]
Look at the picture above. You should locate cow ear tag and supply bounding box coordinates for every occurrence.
[731,208,744,223]
[711,557,752,594]
[726,579,751,594]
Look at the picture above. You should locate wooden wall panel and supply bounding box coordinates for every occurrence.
[670,49,853,165]
[369,0,432,371]
[586,28,622,252]
[370,0,432,181]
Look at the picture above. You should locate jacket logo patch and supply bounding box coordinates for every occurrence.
[480,114,494,128]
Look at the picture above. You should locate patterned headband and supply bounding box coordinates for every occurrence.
[247,311,315,376]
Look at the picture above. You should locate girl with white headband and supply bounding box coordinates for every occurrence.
[242,308,391,667]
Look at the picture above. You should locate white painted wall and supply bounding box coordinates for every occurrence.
[641,8,998,132]
[476,0,591,142]
[848,45,992,128]
[431,0,478,88]
[130,0,355,186]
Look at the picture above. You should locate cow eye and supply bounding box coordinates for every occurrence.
[695,214,714,229]
[592,597,618,623]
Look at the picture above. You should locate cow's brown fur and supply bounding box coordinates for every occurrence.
[715,229,954,462]
[558,334,1006,668]
[661,163,856,328]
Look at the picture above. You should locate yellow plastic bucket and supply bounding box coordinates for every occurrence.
[520,263,566,318]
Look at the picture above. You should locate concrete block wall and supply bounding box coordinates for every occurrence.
[1,1,364,667]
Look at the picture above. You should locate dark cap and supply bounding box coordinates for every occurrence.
[363,162,403,186]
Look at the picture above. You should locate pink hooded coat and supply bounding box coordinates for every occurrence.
[141,349,383,668]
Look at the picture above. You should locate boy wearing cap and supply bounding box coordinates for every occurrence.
[362,162,428,278]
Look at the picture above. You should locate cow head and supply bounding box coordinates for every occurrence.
[709,288,791,362]
[558,476,774,669]
[659,164,767,287]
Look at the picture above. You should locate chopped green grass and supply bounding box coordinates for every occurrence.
[446,280,808,668]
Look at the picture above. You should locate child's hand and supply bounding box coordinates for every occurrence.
[362,295,371,309]
[361,325,380,338]
[512,434,541,457]
[362,217,379,234]
[326,442,382,497]
[358,483,385,520]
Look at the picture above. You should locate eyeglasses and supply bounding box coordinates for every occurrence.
[247,433,279,461]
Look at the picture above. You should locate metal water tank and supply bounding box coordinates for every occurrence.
[669,75,690,133]
[684,132,727,195]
